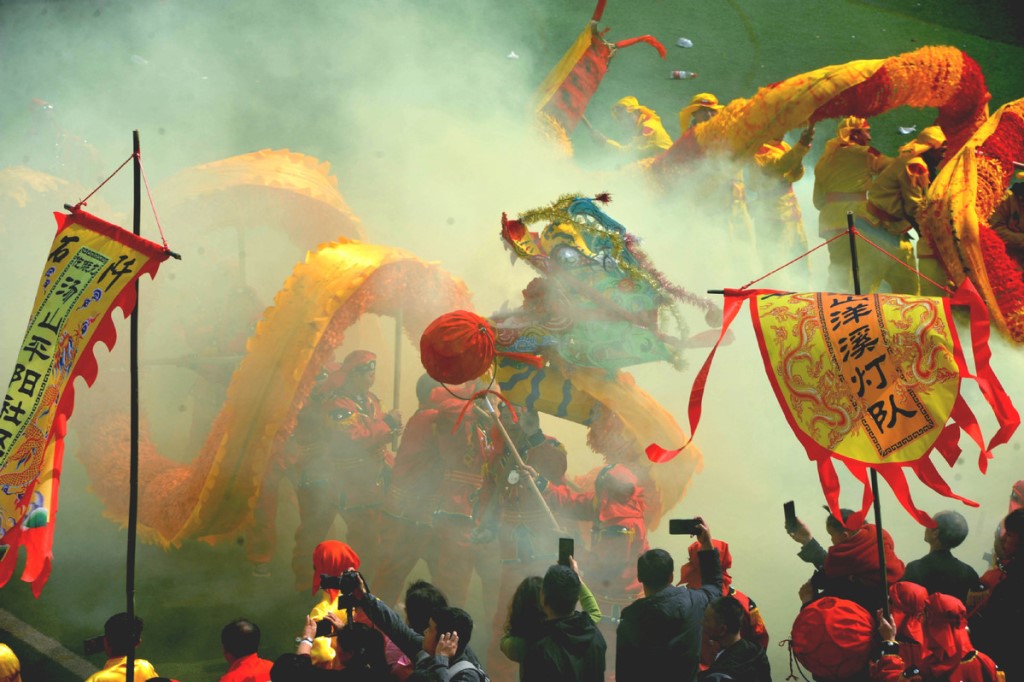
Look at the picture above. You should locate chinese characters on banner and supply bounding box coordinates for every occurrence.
[0,209,168,595]
[647,283,1018,528]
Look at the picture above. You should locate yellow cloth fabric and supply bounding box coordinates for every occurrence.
[813,138,892,237]
[0,643,21,682]
[84,656,159,682]
[750,140,811,254]
[308,596,353,668]
[868,152,931,234]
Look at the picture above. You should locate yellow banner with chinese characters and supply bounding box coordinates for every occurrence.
[753,292,960,465]
[0,209,168,595]
[649,282,1018,528]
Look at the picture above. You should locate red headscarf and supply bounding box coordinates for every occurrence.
[890,581,927,641]
[312,541,361,603]
[824,523,905,585]
[923,592,974,677]
[595,464,645,526]
[678,538,732,593]
[320,350,376,396]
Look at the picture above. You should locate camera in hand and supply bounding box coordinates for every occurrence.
[669,518,702,536]
[319,568,363,616]
[320,569,361,595]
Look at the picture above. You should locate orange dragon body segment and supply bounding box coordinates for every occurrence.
[920,99,1024,342]
[77,239,472,546]
[651,46,989,174]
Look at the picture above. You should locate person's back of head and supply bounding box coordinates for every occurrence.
[824,508,855,534]
[221,618,260,660]
[1002,508,1024,562]
[415,373,441,406]
[637,549,674,593]
[542,564,581,618]
[405,580,448,634]
[1004,508,1024,538]
[932,510,969,550]
[0,643,21,682]
[104,612,143,657]
[708,595,746,637]
[432,606,473,659]
[506,575,544,637]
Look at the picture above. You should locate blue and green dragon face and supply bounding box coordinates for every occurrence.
[497,194,688,375]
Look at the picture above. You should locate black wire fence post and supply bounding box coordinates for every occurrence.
[846,211,891,622]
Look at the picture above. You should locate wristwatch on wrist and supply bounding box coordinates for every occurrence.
[295,636,315,645]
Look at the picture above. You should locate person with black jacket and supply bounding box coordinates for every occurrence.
[520,564,607,681]
[698,596,771,682]
[340,575,487,681]
[616,521,722,681]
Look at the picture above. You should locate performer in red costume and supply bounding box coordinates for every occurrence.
[676,538,768,667]
[793,509,906,614]
[420,385,500,617]
[873,592,1004,681]
[247,352,400,586]
[317,351,401,578]
[531,462,648,607]
[371,374,445,607]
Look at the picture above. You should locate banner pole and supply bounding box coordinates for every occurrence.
[126,130,141,678]
[847,212,890,622]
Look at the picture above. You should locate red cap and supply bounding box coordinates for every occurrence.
[312,540,361,601]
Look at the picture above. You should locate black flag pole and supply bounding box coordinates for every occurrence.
[126,130,141,679]
[846,211,891,622]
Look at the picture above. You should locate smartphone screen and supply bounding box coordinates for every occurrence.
[784,500,797,532]
[669,518,702,535]
[558,537,574,566]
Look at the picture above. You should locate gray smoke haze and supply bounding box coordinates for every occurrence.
[2,0,1022,676]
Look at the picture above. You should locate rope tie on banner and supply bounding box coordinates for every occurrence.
[737,228,954,296]
[71,151,179,258]
[739,233,840,290]
[852,228,954,296]
[73,153,134,211]
[136,152,170,251]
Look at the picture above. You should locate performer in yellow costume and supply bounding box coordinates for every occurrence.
[749,126,815,265]
[600,96,673,160]
[812,117,894,291]
[867,126,947,295]
[679,93,754,245]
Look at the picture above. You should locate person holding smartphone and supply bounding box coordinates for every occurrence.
[615,521,722,682]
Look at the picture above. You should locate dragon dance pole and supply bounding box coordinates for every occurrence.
[475,399,563,535]
[846,211,891,622]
